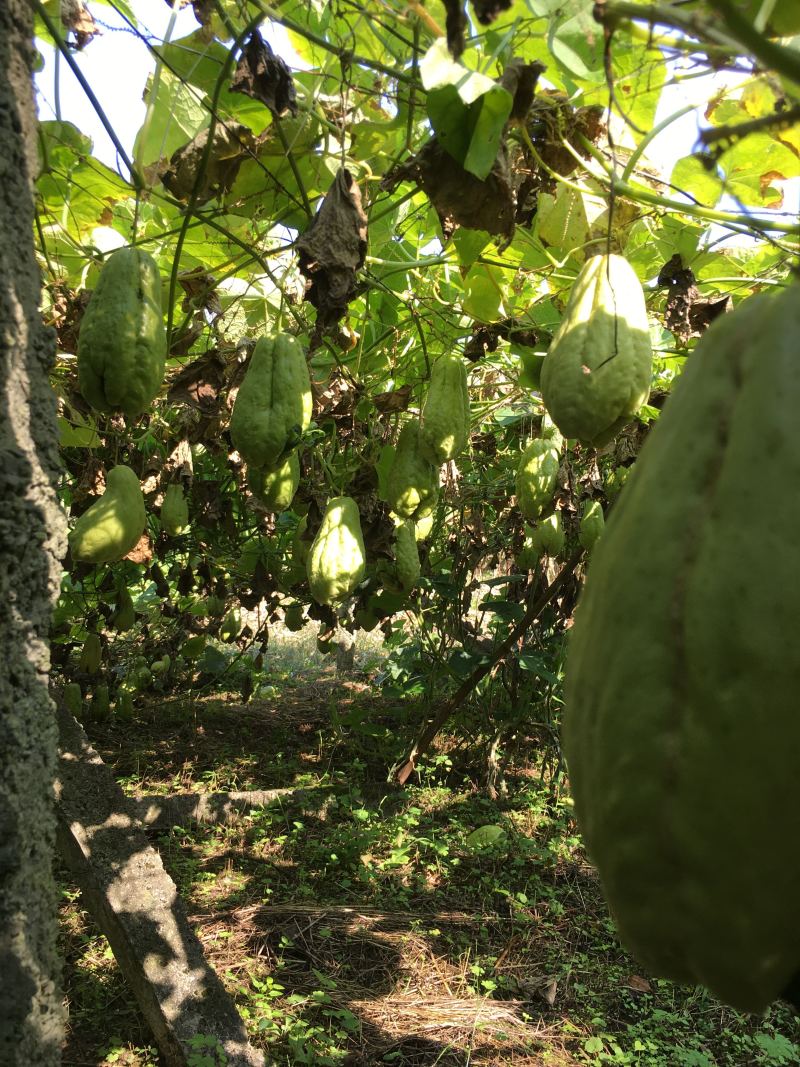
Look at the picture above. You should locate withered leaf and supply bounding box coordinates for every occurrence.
[168,350,229,412]
[297,168,368,342]
[162,123,255,203]
[499,59,547,124]
[442,0,468,58]
[231,30,298,119]
[658,254,731,345]
[178,266,222,316]
[471,0,513,23]
[383,140,515,242]
[372,385,412,413]
[61,0,99,49]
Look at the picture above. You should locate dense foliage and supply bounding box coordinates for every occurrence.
[33,0,800,1050]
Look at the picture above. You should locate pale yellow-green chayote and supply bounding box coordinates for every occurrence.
[247,450,301,512]
[77,247,166,418]
[541,255,652,446]
[68,465,146,564]
[562,286,800,1014]
[579,499,605,551]
[419,354,470,465]
[515,432,563,521]
[229,334,312,469]
[414,513,434,542]
[531,511,564,557]
[307,496,366,606]
[386,421,439,521]
[160,484,190,536]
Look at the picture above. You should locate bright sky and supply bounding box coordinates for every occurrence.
[33,2,798,236]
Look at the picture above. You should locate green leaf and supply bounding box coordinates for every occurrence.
[671,155,724,207]
[462,263,505,322]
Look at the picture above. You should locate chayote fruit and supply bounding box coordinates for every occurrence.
[291,515,311,567]
[414,513,434,542]
[307,496,366,606]
[515,525,539,571]
[532,511,564,557]
[578,499,604,551]
[386,421,440,521]
[79,633,102,675]
[562,286,800,1013]
[68,465,146,564]
[283,603,306,632]
[77,247,166,418]
[379,520,421,594]
[161,484,190,536]
[110,584,136,632]
[63,682,83,718]
[420,354,470,465]
[515,432,563,521]
[115,690,135,721]
[248,450,301,512]
[541,254,652,446]
[229,334,312,469]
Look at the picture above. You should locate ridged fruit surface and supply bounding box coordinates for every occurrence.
[248,450,301,512]
[68,465,146,564]
[161,484,189,535]
[229,334,312,469]
[579,499,604,551]
[532,511,564,557]
[77,247,166,418]
[515,433,562,521]
[307,496,366,606]
[420,355,470,465]
[562,286,800,1013]
[380,520,421,594]
[541,255,652,445]
[386,422,439,520]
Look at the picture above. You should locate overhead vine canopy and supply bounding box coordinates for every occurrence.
[37,0,799,704]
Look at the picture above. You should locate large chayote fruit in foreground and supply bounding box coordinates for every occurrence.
[247,451,301,512]
[541,255,652,446]
[307,496,366,606]
[229,334,312,469]
[68,465,146,564]
[562,285,800,1013]
[386,421,439,521]
[420,354,470,465]
[515,430,563,521]
[77,247,166,418]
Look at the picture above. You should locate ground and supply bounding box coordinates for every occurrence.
[58,641,800,1067]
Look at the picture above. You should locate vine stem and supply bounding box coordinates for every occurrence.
[165,11,267,347]
[254,0,420,87]
[31,0,140,187]
[596,0,800,85]
[620,103,696,184]
[574,132,800,237]
[390,550,583,786]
